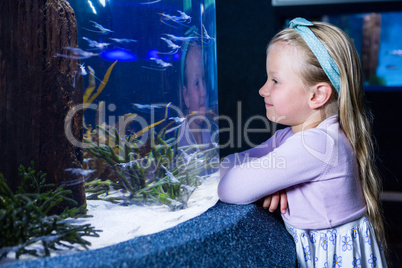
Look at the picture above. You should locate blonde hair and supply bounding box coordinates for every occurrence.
[269,22,387,254]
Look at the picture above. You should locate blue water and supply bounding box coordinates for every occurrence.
[376,12,402,87]
[66,0,218,128]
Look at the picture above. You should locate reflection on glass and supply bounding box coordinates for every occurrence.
[180,40,218,150]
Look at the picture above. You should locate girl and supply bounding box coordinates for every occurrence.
[218,18,388,267]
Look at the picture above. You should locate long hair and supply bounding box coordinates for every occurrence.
[269,22,387,255]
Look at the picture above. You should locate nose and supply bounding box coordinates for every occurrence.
[259,80,270,97]
[200,80,206,98]
[199,79,207,106]
[198,80,207,102]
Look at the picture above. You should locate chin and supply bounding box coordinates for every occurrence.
[266,112,275,123]
[266,113,287,125]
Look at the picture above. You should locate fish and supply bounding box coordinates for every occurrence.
[109,38,138,43]
[82,37,110,50]
[163,122,183,135]
[83,21,113,34]
[179,149,198,164]
[201,24,215,43]
[159,10,191,27]
[74,63,104,88]
[161,164,179,183]
[163,34,198,42]
[132,103,163,110]
[55,47,99,59]
[73,63,86,88]
[150,58,172,68]
[169,117,185,123]
[62,168,96,186]
[163,24,214,45]
[142,58,172,71]
[389,50,402,56]
[133,103,172,137]
[159,37,181,54]
[65,168,96,176]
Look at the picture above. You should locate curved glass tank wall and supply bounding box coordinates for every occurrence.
[0,0,218,263]
[69,0,219,207]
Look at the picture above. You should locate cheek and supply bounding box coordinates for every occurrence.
[187,90,200,109]
[270,92,302,121]
[270,92,287,112]
[191,91,200,104]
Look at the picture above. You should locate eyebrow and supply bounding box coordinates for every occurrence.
[268,71,278,76]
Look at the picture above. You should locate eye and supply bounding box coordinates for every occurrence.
[272,79,278,85]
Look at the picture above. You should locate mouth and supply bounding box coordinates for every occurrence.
[265,103,273,107]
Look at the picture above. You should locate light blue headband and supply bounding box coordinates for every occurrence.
[289,17,341,93]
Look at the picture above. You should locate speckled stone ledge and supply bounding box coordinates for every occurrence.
[4,201,296,268]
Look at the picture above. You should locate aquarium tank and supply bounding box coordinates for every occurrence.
[324,11,402,90]
[323,12,402,89]
[280,11,402,90]
[67,0,219,207]
[0,0,219,262]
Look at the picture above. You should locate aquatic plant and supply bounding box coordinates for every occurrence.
[0,163,100,260]
[84,123,218,211]
[83,60,118,110]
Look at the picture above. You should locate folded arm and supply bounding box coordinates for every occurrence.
[218,128,334,205]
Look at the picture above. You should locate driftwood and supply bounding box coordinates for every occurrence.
[361,13,381,81]
[0,0,85,208]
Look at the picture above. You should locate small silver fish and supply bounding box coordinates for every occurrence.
[390,50,402,56]
[169,117,185,123]
[132,103,163,110]
[161,164,179,183]
[56,47,99,59]
[159,37,180,54]
[83,37,110,50]
[150,58,172,68]
[109,38,138,43]
[82,21,113,34]
[65,168,95,176]
[159,10,191,25]
[142,58,172,71]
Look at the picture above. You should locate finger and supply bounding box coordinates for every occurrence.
[269,192,280,212]
[279,190,288,214]
[262,196,271,209]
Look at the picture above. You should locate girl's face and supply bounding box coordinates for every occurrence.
[183,46,207,115]
[259,42,313,132]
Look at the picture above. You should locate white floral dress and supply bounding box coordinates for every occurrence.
[285,216,388,268]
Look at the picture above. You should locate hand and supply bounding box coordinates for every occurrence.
[262,190,288,214]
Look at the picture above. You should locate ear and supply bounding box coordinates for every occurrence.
[183,85,190,108]
[308,82,333,109]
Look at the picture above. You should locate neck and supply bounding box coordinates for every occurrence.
[292,101,338,134]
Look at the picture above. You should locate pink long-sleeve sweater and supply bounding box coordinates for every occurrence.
[218,116,367,229]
